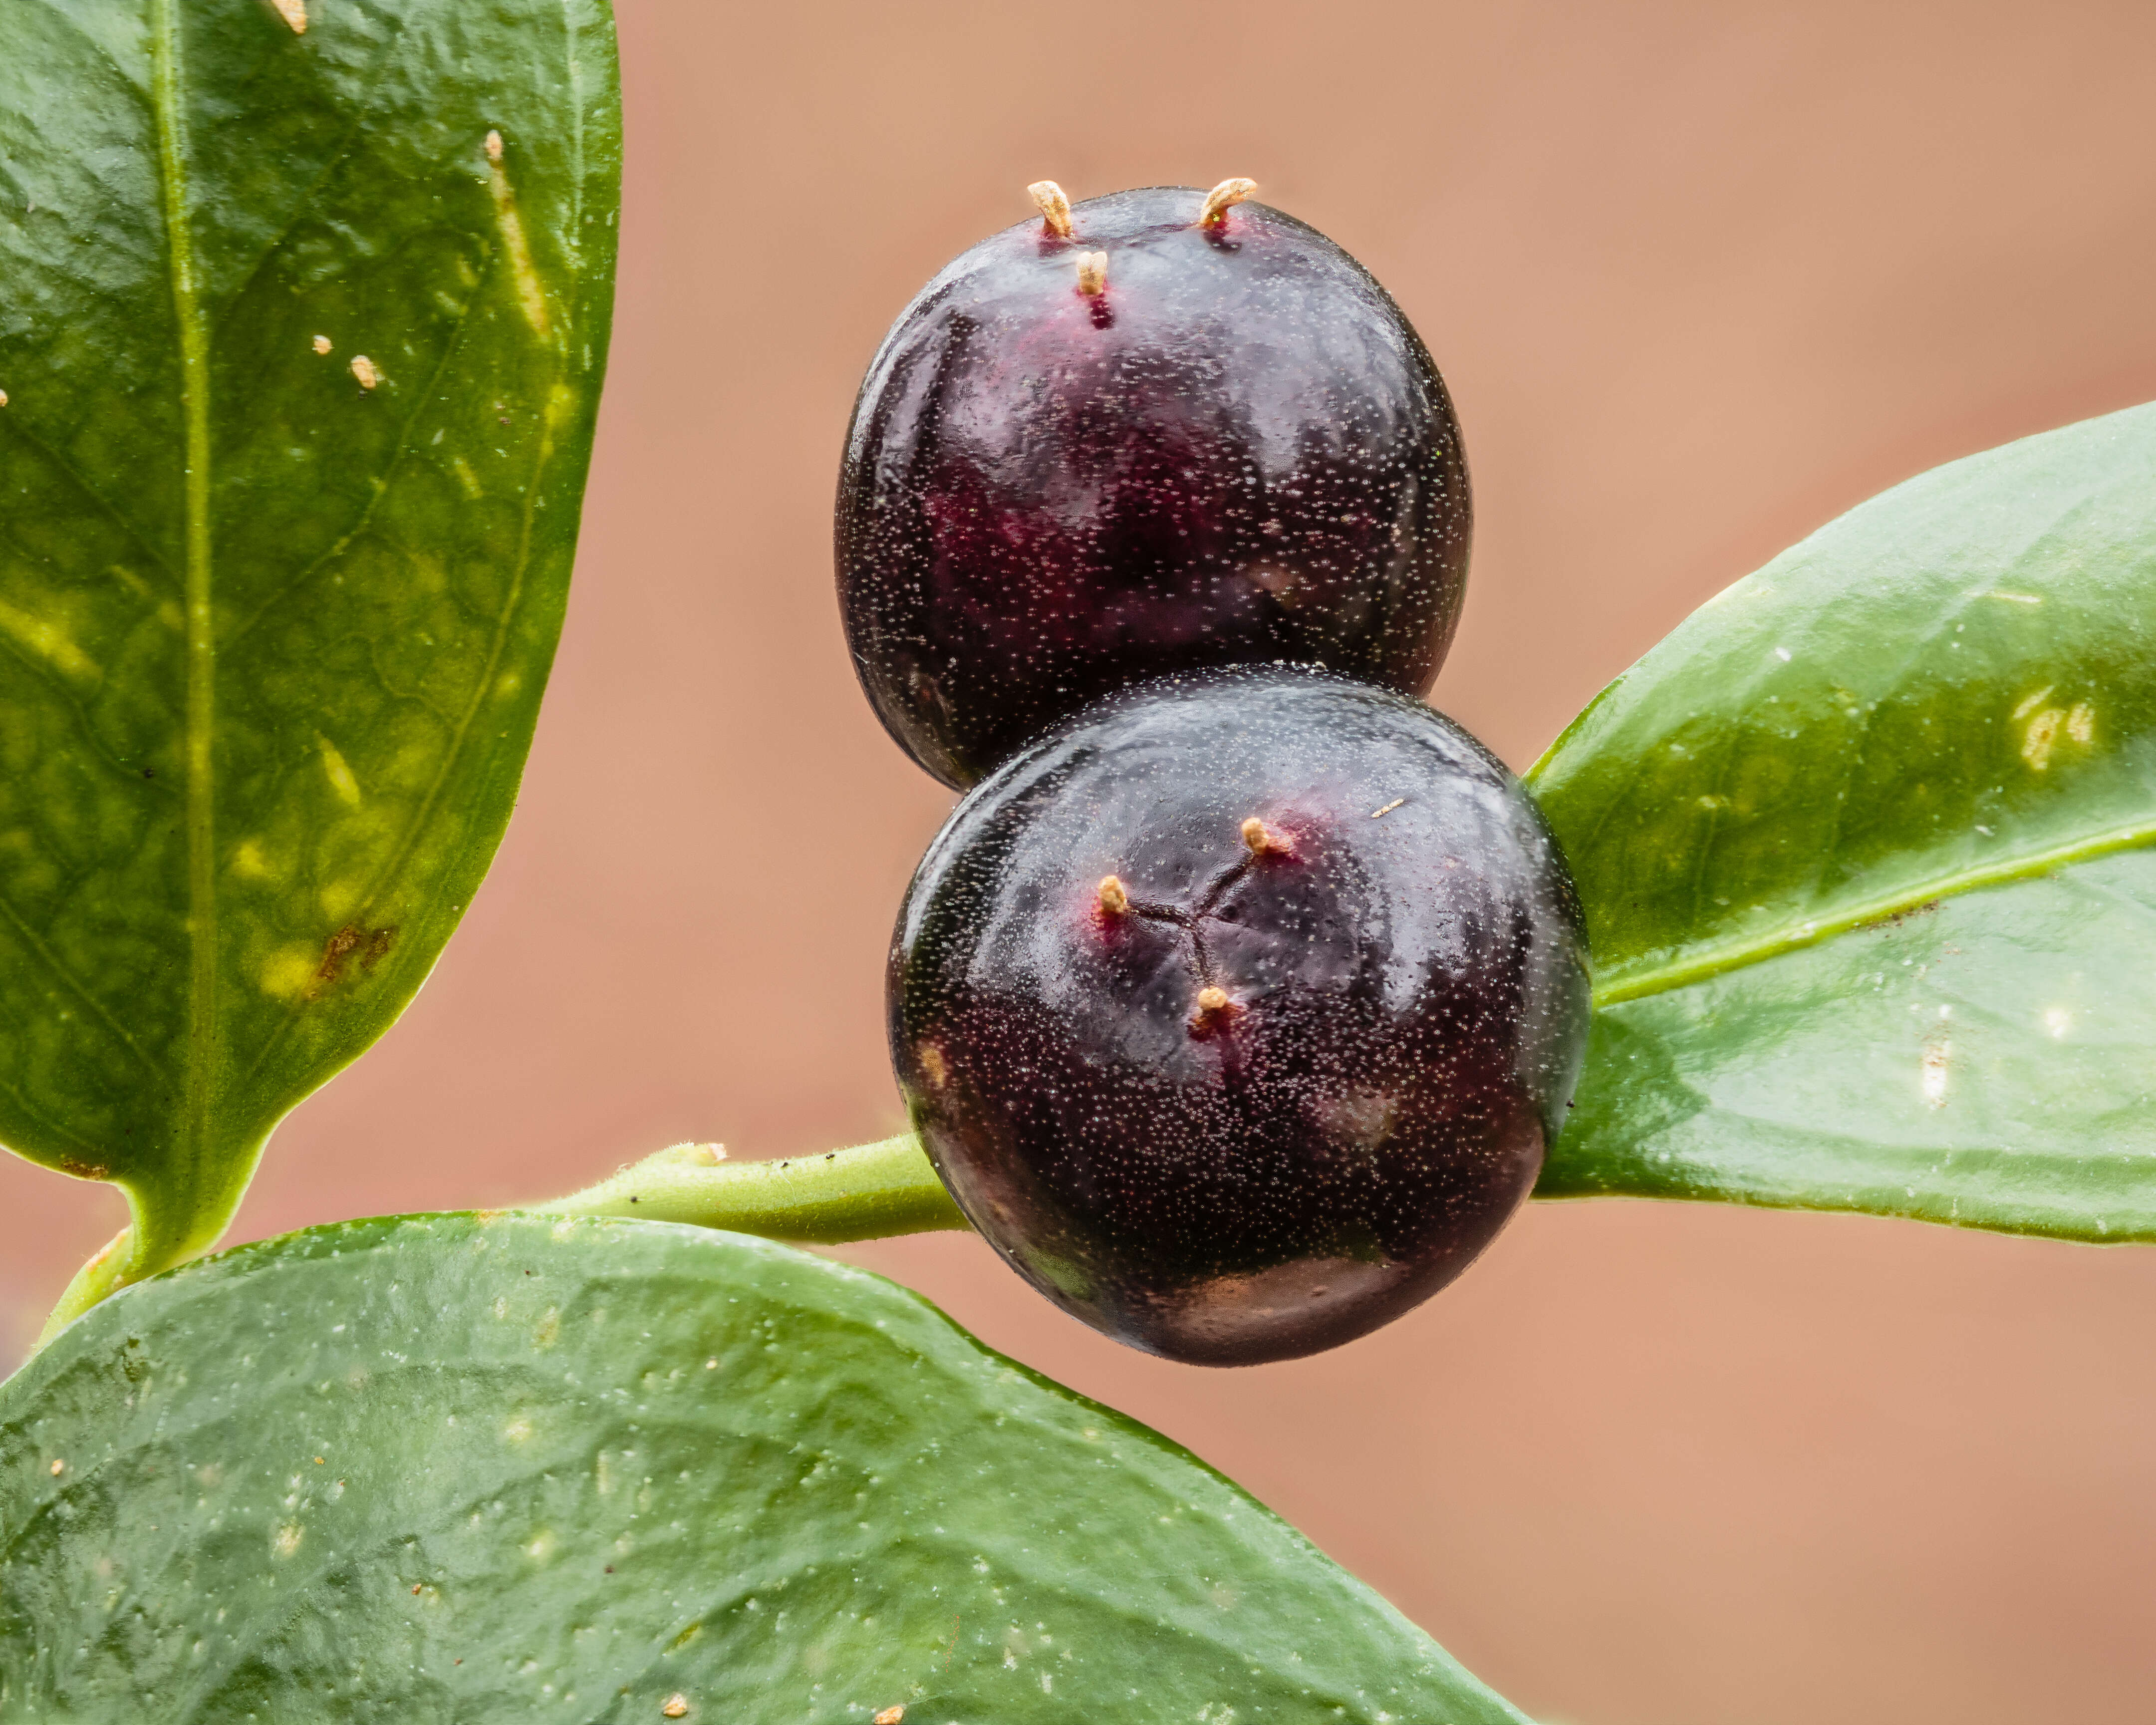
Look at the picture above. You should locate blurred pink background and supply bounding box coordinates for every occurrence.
[9,2,2156,1720]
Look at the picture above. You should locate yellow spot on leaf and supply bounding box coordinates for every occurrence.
[2068,702,2094,744]
[525,1529,558,1562]
[2011,686,2054,720]
[2021,707,2065,770]
[485,136,553,342]
[273,1523,304,1558]
[231,840,273,880]
[317,735,361,805]
[450,456,483,499]
[0,599,98,682]
[2045,1007,2073,1039]
[502,1417,534,1444]
[261,947,321,999]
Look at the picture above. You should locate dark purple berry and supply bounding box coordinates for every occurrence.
[888,667,1590,1365]
[838,181,1472,789]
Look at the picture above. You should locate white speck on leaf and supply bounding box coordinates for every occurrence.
[1921,1032,1950,1108]
[350,354,382,389]
[312,334,331,354]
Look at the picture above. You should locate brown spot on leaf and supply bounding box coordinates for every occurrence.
[1870,899,1940,932]
[57,1157,110,1180]
[312,925,397,996]
[315,926,363,987]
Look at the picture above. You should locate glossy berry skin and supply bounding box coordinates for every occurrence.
[889,668,1590,1365]
[838,186,1471,789]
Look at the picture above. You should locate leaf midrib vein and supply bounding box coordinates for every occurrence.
[150,0,216,1246]
[1593,815,2156,1008]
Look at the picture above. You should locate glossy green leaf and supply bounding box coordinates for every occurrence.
[1531,402,2156,1240]
[0,0,619,1294]
[0,1213,1528,1723]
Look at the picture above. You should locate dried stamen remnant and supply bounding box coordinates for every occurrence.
[1190,985,1238,1031]
[1241,816,1291,856]
[1075,251,1108,296]
[1027,180,1074,238]
[1198,177,1257,226]
[1096,873,1130,914]
[350,354,382,390]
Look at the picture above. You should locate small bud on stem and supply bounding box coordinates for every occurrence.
[1028,180,1075,238]
[1198,177,1258,227]
[1075,250,1108,296]
[1097,874,1130,914]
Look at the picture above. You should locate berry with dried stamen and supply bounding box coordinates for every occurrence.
[838,184,1472,789]
[890,668,1589,1365]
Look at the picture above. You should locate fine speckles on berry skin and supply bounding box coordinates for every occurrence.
[837,185,1473,790]
[888,667,1591,1366]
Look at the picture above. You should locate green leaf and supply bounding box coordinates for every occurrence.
[0,0,619,1293]
[0,1213,1528,1723]
[1530,402,2156,1240]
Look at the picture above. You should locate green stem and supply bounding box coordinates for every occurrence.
[34,1225,136,1353]
[541,1134,970,1243]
